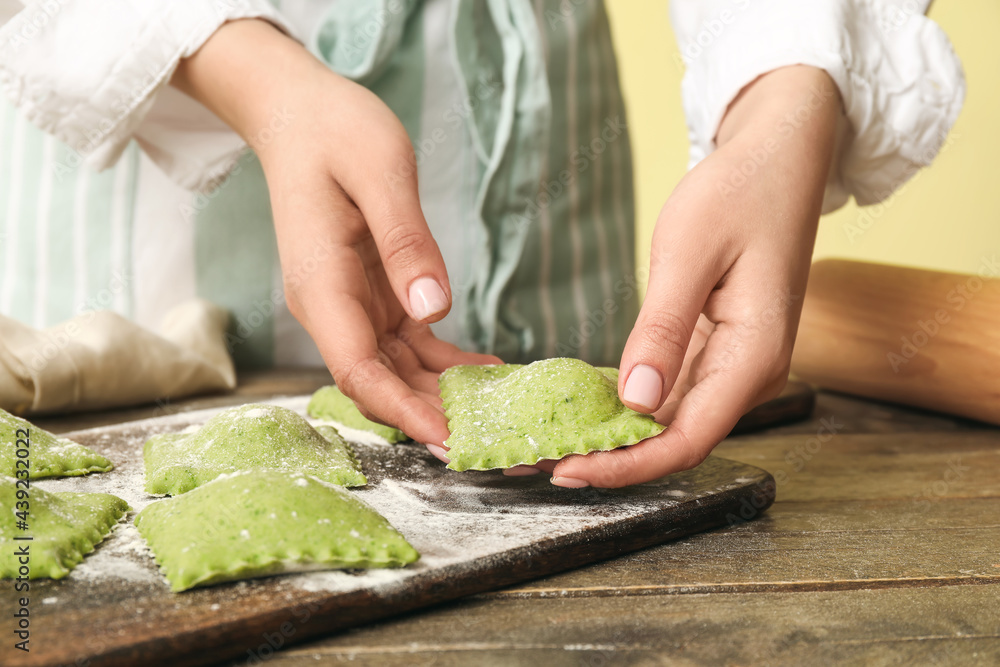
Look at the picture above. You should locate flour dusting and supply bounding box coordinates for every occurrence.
[26,393,751,621]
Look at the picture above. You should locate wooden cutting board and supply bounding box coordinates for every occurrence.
[1,390,804,667]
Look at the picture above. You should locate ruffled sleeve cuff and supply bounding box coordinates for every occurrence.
[671,0,965,212]
[0,0,295,191]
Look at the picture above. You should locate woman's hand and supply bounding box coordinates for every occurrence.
[551,65,842,488]
[172,19,499,448]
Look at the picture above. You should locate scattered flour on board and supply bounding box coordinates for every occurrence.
[307,419,393,447]
[34,449,153,512]
[28,393,709,598]
[69,523,161,584]
[286,476,607,593]
[292,567,405,594]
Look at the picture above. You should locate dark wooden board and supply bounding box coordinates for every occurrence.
[2,398,776,667]
[730,379,815,435]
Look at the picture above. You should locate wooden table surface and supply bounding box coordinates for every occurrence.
[36,370,1000,667]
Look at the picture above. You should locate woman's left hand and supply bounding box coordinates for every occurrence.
[549,65,842,488]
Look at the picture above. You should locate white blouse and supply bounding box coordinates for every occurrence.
[0,0,963,209]
[0,0,965,369]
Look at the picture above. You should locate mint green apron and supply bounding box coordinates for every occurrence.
[1,0,638,369]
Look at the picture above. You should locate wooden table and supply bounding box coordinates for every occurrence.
[36,371,1000,666]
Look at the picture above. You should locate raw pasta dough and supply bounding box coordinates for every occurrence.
[440,358,665,471]
[135,470,419,592]
[308,386,408,443]
[0,476,128,579]
[144,403,365,495]
[0,408,113,479]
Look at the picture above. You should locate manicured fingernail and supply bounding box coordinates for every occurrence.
[623,364,662,411]
[504,466,541,477]
[425,443,450,463]
[409,277,449,321]
[551,476,590,489]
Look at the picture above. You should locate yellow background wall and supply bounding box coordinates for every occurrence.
[605,1,1000,284]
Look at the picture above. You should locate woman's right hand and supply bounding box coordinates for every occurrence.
[172,19,499,449]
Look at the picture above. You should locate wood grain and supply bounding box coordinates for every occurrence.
[0,406,776,667]
[715,431,1000,502]
[13,372,1000,666]
[792,259,1000,425]
[729,380,816,435]
[264,388,1000,667]
[486,498,1000,597]
[264,585,1000,667]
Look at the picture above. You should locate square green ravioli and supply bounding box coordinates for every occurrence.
[135,470,419,592]
[1,408,113,479]
[440,358,665,471]
[0,477,129,579]
[144,404,366,495]
[307,386,408,443]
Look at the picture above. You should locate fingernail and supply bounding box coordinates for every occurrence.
[409,277,449,321]
[623,364,662,411]
[551,476,590,489]
[504,466,541,477]
[425,443,450,463]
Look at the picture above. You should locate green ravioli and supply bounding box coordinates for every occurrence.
[0,477,129,579]
[135,470,420,592]
[308,386,408,443]
[0,408,113,479]
[144,404,366,496]
[440,358,665,471]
